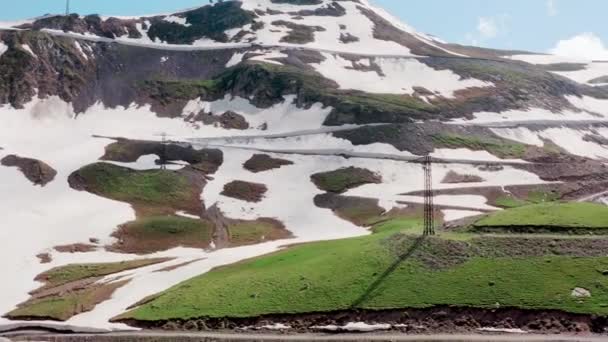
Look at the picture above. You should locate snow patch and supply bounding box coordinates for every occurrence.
[74,41,88,60]
[311,53,491,97]
[442,209,483,221]
[163,15,191,27]
[478,327,528,334]
[21,44,37,58]
[0,42,8,57]
[226,51,246,67]
[183,95,331,134]
[312,322,391,332]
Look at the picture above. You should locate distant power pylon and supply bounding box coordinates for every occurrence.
[422,155,435,236]
[154,132,170,170]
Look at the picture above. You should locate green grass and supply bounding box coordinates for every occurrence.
[38,259,168,289]
[311,167,380,193]
[74,163,193,207]
[124,216,608,321]
[8,281,129,321]
[228,221,284,245]
[495,190,560,209]
[115,216,213,254]
[475,202,608,228]
[431,134,527,159]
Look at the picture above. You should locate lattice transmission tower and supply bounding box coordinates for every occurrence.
[422,155,435,236]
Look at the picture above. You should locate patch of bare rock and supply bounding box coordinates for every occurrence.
[53,243,98,253]
[243,154,293,173]
[221,180,268,203]
[197,111,249,130]
[0,154,57,186]
[441,170,484,184]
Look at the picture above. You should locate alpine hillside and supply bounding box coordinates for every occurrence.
[1,0,608,336]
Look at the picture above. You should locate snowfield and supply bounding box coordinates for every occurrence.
[3,0,608,331]
[310,53,491,96]
[0,92,554,329]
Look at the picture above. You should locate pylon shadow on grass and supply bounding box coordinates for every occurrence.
[350,235,427,309]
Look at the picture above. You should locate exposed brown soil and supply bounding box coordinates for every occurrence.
[243,154,293,173]
[53,243,97,253]
[441,170,484,184]
[314,193,385,226]
[0,154,57,186]
[120,306,608,335]
[206,205,291,248]
[36,253,52,264]
[108,216,214,255]
[227,217,291,247]
[7,280,130,322]
[221,180,268,203]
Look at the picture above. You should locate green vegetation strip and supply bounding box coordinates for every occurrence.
[431,134,527,159]
[475,202,608,229]
[74,163,193,206]
[38,259,169,289]
[124,218,608,321]
[494,190,560,209]
[115,216,213,254]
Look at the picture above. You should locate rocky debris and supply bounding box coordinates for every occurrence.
[540,63,588,72]
[289,2,346,17]
[271,20,326,44]
[243,154,294,173]
[26,14,141,39]
[198,110,249,130]
[589,75,608,84]
[221,180,268,203]
[572,287,591,298]
[121,306,607,335]
[0,154,57,186]
[311,167,382,193]
[357,6,451,57]
[54,243,97,253]
[441,170,484,184]
[36,253,52,264]
[146,2,254,44]
[339,32,360,43]
[583,133,608,146]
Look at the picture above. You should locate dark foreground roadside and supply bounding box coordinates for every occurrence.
[4,332,608,342]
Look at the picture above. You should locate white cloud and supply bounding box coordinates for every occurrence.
[465,14,509,46]
[477,17,498,39]
[547,0,558,16]
[549,32,608,60]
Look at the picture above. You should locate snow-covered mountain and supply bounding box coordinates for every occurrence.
[0,0,608,332]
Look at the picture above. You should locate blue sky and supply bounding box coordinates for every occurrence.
[0,0,606,55]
